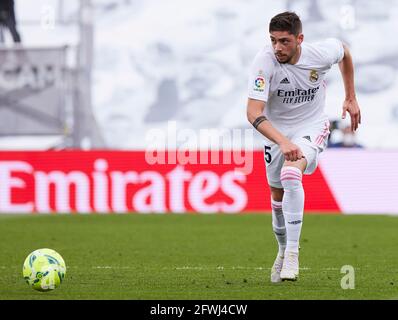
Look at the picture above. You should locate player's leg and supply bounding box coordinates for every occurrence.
[263,142,286,282]
[270,187,286,283]
[280,120,330,281]
[281,159,306,254]
[279,158,307,281]
[270,187,286,256]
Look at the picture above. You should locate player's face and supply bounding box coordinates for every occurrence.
[270,31,303,64]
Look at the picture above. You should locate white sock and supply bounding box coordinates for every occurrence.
[280,167,304,254]
[271,200,286,256]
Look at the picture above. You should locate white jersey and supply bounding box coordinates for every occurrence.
[248,38,344,131]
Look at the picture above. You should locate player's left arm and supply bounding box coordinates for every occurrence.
[338,44,361,132]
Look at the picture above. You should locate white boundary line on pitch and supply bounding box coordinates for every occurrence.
[1,266,359,271]
[88,266,348,271]
[173,266,344,271]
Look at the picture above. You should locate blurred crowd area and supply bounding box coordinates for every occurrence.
[1,0,398,150]
[328,120,363,149]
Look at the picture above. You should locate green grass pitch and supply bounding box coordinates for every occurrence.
[0,214,397,300]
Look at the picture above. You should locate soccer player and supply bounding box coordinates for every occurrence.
[247,12,361,282]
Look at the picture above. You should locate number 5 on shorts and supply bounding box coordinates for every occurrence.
[264,146,272,164]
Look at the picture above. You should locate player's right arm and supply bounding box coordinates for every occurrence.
[247,49,303,162]
[247,98,303,162]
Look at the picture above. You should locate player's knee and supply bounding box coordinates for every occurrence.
[271,187,284,202]
[280,166,303,191]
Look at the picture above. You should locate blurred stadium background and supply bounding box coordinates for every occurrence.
[1,0,398,301]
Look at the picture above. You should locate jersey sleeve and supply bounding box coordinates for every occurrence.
[247,50,274,102]
[319,38,345,66]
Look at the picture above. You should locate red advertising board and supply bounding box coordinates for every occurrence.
[0,151,340,214]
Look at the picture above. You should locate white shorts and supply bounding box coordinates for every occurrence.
[263,120,330,189]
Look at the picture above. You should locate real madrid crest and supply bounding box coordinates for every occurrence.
[310,70,319,83]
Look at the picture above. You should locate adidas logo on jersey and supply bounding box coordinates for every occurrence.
[280,78,290,84]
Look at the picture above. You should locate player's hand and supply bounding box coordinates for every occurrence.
[342,98,361,132]
[279,140,304,162]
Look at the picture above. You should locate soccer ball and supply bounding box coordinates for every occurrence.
[23,248,66,292]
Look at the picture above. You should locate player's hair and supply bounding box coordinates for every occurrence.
[269,12,302,36]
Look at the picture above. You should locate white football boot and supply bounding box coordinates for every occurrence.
[270,254,284,283]
[280,251,299,281]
